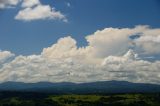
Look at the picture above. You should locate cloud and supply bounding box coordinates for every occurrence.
[15,4,67,22]
[21,0,40,8]
[15,0,67,22]
[86,25,160,57]
[66,2,71,7]
[42,36,77,59]
[0,26,160,84]
[101,51,160,84]
[134,29,160,55]
[0,50,15,63]
[0,0,20,8]
[0,0,67,22]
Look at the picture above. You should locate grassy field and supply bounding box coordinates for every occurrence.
[0,92,159,106]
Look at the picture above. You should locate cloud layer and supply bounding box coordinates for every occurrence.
[1,0,67,22]
[0,25,160,84]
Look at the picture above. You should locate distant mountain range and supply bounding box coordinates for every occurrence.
[0,81,160,94]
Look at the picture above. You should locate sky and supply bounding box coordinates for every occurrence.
[0,0,160,84]
[0,0,160,55]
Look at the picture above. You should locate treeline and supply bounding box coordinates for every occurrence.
[0,92,160,106]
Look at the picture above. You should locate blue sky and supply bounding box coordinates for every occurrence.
[0,0,160,55]
[0,0,160,83]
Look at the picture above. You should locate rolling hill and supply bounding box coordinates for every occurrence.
[0,81,160,94]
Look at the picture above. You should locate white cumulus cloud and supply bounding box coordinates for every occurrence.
[21,0,40,8]
[0,0,20,8]
[15,4,67,22]
[0,50,15,63]
[0,0,67,22]
[86,25,160,57]
[0,26,160,84]
[134,29,160,55]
